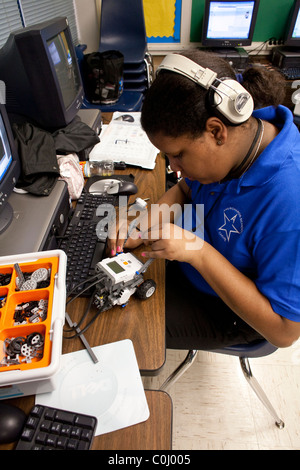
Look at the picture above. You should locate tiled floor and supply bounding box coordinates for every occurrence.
[143,339,300,450]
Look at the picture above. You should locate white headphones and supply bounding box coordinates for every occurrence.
[157,54,254,125]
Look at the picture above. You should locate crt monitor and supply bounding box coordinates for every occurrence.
[201,0,260,48]
[0,103,21,234]
[0,17,84,130]
[284,0,300,48]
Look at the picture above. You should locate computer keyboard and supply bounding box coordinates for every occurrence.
[15,404,97,450]
[279,67,300,79]
[59,190,117,295]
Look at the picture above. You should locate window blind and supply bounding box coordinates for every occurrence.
[0,1,23,47]
[0,0,78,48]
[20,0,78,43]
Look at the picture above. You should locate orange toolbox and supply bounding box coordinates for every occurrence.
[0,250,66,399]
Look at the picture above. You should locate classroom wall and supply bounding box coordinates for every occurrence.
[190,0,295,43]
[74,0,297,53]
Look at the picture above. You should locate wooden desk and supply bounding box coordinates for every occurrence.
[0,390,172,451]
[63,143,166,374]
[0,113,171,450]
[93,390,172,450]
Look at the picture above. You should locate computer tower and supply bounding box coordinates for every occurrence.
[272,47,300,68]
[0,180,71,256]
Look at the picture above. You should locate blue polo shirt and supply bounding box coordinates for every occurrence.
[180,105,300,322]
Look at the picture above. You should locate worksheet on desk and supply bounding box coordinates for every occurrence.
[89,112,159,170]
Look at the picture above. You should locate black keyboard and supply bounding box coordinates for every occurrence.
[280,67,300,79]
[15,404,97,450]
[59,191,117,295]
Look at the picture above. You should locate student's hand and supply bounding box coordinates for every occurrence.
[140,223,204,263]
[107,217,143,256]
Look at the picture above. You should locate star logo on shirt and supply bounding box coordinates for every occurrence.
[218,208,243,242]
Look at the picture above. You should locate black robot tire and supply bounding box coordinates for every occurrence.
[135,279,156,299]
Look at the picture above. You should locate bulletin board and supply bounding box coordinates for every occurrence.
[190,0,296,43]
[143,0,182,43]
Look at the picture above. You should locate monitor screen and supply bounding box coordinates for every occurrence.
[47,30,81,110]
[0,17,84,130]
[202,0,260,48]
[0,116,12,184]
[284,0,300,47]
[0,104,20,234]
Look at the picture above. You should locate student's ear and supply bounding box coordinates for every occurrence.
[206,117,228,146]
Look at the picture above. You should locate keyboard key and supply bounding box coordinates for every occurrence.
[75,414,97,429]
[55,410,75,424]
[20,428,35,441]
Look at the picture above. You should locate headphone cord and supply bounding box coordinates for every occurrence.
[220,118,263,182]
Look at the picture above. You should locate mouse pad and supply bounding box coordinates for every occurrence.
[84,174,134,193]
[35,339,149,436]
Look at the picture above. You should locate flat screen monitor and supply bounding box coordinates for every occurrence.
[0,104,21,234]
[284,0,300,48]
[202,0,260,48]
[0,17,84,130]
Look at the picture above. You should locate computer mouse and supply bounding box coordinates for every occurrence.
[107,181,138,196]
[115,114,134,122]
[0,402,27,444]
[88,178,121,194]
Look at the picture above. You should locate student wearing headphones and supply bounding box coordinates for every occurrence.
[110,49,300,350]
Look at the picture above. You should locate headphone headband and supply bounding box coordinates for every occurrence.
[157,54,218,89]
[157,54,254,125]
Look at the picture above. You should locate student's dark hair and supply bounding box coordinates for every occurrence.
[141,49,286,138]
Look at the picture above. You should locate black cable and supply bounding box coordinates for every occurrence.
[64,273,108,336]
[64,300,110,339]
[63,294,94,335]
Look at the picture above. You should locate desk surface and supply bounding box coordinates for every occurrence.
[0,390,172,451]
[0,112,170,450]
[63,144,166,374]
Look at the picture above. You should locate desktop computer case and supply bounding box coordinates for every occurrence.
[0,180,71,257]
[272,47,300,68]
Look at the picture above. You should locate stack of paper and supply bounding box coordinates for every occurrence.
[89,112,159,170]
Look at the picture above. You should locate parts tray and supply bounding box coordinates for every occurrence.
[0,250,66,398]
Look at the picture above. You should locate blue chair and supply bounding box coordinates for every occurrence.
[80,93,144,113]
[98,0,148,65]
[160,339,285,429]
[97,0,153,104]
[75,45,145,113]
[75,0,153,112]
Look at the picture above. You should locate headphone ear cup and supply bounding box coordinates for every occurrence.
[206,84,238,127]
[206,84,231,124]
[206,78,254,125]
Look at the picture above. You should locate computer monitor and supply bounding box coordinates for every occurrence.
[201,0,260,48]
[0,17,84,130]
[0,104,21,234]
[284,0,300,48]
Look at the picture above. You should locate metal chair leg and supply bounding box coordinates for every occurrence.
[239,357,285,429]
[160,350,198,391]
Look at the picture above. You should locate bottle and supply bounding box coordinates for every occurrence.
[79,160,114,177]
